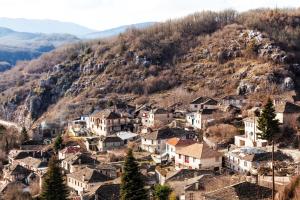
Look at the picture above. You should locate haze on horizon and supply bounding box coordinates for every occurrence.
[0,0,300,31]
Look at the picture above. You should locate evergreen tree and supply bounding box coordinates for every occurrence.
[257,98,280,200]
[21,127,29,142]
[121,149,147,200]
[154,184,172,200]
[54,135,63,152]
[257,98,280,141]
[40,156,69,200]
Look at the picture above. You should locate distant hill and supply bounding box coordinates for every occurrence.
[0,27,79,71]
[83,22,156,39]
[0,18,96,36]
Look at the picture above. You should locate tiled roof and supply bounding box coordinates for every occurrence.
[10,164,32,176]
[166,137,196,147]
[176,143,222,159]
[199,109,217,115]
[204,181,272,200]
[18,157,47,169]
[100,136,123,143]
[67,167,110,183]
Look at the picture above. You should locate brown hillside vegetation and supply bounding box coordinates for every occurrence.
[0,8,300,128]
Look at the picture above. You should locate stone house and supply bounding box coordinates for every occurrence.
[186,109,217,130]
[140,127,196,154]
[220,95,246,108]
[58,146,81,160]
[66,167,110,195]
[165,137,196,160]
[189,97,218,111]
[86,109,133,137]
[141,108,173,128]
[61,153,99,173]
[275,101,300,128]
[234,117,268,147]
[175,143,222,171]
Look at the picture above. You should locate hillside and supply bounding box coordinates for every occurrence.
[0,8,300,129]
[0,18,96,36]
[83,22,156,39]
[0,27,79,71]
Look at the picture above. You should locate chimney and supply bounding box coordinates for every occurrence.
[82,174,86,182]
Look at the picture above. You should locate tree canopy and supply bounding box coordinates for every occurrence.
[40,156,69,200]
[120,149,147,200]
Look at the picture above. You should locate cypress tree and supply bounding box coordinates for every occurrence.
[54,135,63,152]
[40,156,69,200]
[257,98,280,200]
[121,149,147,200]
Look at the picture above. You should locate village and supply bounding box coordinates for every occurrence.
[1,95,300,200]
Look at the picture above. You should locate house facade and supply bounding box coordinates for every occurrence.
[235,117,268,147]
[225,147,267,174]
[186,109,216,130]
[165,137,196,160]
[175,143,222,171]
[140,127,196,154]
[141,108,173,128]
[86,109,132,137]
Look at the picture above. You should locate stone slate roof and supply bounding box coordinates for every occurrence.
[67,167,110,183]
[204,181,272,200]
[18,157,48,169]
[176,143,222,159]
[10,164,32,176]
[94,183,120,200]
[152,108,169,114]
[64,153,99,166]
[100,136,123,143]
[91,109,122,119]
[199,109,218,115]
[142,127,195,140]
[191,97,218,105]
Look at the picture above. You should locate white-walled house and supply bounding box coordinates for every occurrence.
[175,143,222,171]
[140,127,196,154]
[225,147,268,174]
[86,109,132,137]
[66,167,110,195]
[165,137,196,160]
[186,109,216,130]
[189,97,218,111]
[141,108,173,128]
[235,117,268,147]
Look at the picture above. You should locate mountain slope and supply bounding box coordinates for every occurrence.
[0,18,96,36]
[0,9,299,130]
[83,22,156,39]
[0,27,79,71]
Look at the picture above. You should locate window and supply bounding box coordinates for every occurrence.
[185,156,189,163]
[244,161,247,167]
[193,157,196,162]
[189,193,194,200]
[179,154,181,159]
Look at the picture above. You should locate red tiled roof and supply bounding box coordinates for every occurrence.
[166,137,196,147]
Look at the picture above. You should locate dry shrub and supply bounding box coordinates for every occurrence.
[29,179,40,196]
[278,176,300,200]
[206,124,238,139]
[3,183,32,200]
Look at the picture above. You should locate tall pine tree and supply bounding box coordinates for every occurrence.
[257,98,280,200]
[121,149,147,200]
[40,156,69,200]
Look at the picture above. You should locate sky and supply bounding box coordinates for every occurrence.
[0,0,300,31]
